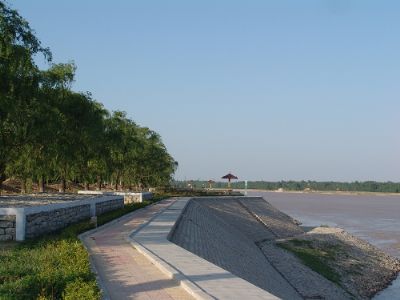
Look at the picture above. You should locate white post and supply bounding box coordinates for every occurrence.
[15,208,26,241]
[90,202,96,217]
[245,180,248,196]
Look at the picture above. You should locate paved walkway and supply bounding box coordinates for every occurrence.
[81,199,194,300]
[131,197,280,300]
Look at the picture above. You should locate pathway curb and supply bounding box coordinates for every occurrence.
[129,197,280,300]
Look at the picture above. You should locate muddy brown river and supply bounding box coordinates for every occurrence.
[248,191,400,299]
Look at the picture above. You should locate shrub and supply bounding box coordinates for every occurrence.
[63,280,100,300]
[0,195,173,299]
[0,221,98,300]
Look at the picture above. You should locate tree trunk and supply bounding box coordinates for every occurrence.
[96,176,101,191]
[0,164,6,195]
[39,175,45,193]
[0,175,5,195]
[21,178,27,194]
[85,182,89,191]
[114,175,119,191]
[59,177,66,193]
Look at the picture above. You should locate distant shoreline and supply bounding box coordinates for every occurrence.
[179,180,400,195]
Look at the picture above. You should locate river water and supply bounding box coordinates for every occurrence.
[248,191,400,299]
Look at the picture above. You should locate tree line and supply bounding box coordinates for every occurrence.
[175,180,400,193]
[0,1,177,193]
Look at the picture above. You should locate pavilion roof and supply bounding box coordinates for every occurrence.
[221,173,238,180]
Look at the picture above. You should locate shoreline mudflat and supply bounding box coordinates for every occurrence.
[249,190,400,259]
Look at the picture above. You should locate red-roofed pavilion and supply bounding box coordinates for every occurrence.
[221,173,238,188]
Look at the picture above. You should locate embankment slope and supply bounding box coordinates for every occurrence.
[169,197,400,299]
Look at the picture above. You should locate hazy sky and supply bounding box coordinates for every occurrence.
[12,1,400,181]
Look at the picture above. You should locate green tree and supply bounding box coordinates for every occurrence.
[104,111,141,190]
[1,1,178,194]
[73,98,108,190]
[0,1,51,192]
[41,62,77,192]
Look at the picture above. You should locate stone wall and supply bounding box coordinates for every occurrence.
[0,215,16,241]
[77,191,153,204]
[0,196,124,241]
[95,198,124,215]
[123,194,142,204]
[25,204,90,239]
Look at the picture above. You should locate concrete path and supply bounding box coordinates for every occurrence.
[81,199,193,300]
[130,197,280,300]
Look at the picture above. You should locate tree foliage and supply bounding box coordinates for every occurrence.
[175,180,400,193]
[0,1,177,193]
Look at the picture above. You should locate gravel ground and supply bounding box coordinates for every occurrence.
[260,240,351,299]
[0,194,97,207]
[279,227,400,299]
[169,197,400,300]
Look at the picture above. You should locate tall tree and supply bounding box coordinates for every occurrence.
[104,111,140,190]
[1,1,178,194]
[73,97,108,190]
[41,62,76,192]
[0,1,51,192]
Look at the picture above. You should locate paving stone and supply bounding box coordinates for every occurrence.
[169,198,301,299]
[134,198,282,300]
[168,197,356,299]
[81,199,193,300]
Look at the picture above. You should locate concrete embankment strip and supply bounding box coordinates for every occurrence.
[128,197,280,300]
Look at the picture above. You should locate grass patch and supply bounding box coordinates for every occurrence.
[0,196,168,300]
[0,241,17,251]
[0,221,98,300]
[0,192,219,299]
[97,201,151,226]
[277,239,342,285]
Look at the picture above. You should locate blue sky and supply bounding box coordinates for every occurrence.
[12,0,400,181]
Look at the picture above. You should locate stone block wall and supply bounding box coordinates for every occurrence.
[0,215,16,241]
[124,194,142,204]
[95,198,124,215]
[25,204,90,239]
[0,196,124,241]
